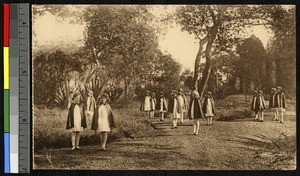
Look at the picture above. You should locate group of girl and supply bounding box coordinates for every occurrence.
[65,86,286,151]
[66,90,115,151]
[251,86,287,123]
[141,89,216,136]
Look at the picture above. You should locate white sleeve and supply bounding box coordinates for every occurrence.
[87,97,91,111]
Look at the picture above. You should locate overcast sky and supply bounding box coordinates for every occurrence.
[33,5,274,71]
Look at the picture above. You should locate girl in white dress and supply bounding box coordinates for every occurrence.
[178,88,188,124]
[171,91,182,129]
[143,91,151,118]
[159,92,167,122]
[66,93,87,150]
[202,91,215,126]
[188,90,203,135]
[150,92,157,119]
[91,94,115,150]
[85,90,96,128]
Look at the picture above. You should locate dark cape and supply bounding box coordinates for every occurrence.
[168,97,174,113]
[91,104,115,131]
[188,98,204,119]
[250,95,257,111]
[150,97,157,111]
[202,97,216,115]
[269,92,276,108]
[273,91,287,108]
[251,96,266,113]
[66,103,87,130]
[158,97,168,111]
[140,99,144,111]
[168,97,182,113]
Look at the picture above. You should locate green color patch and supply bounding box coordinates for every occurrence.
[4,90,9,132]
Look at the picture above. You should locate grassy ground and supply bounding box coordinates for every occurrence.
[33,94,296,170]
[33,101,161,151]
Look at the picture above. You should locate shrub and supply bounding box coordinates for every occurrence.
[34,101,158,151]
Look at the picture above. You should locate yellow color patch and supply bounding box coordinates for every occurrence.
[4,47,9,89]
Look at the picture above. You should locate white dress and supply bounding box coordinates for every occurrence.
[97,105,111,132]
[178,95,185,113]
[160,98,166,112]
[144,96,151,111]
[72,105,83,132]
[173,99,180,119]
[205,99,214,117]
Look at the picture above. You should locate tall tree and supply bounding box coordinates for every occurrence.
[237,35,267,93]
[83,5,159,98]
[174,5,279,99]
[265,6,295,97]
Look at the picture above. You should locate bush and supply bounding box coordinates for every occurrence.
[215,94,254,121]
[34,101,158,151]
[34,50,83,107]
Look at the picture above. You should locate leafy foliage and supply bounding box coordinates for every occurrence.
[237,35,267,92]
[33,50,83,107]
[83,6,160,97]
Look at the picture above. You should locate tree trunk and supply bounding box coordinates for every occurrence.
[124,77,128,99]
[243,73,247,102]
[197,6,221,100]
[198,28,219,99]
[269,58,277,88]
[193,42,204,90]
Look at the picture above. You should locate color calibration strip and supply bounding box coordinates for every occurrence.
[10,3,20,173]
[4,3,30,173]
[4,3,10,174]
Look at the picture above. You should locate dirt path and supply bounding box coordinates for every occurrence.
[34,110,296,170]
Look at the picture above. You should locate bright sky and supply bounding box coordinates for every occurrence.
[33,5,274,71]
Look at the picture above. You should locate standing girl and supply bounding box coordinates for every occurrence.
[92,94,115,150]
[85,90,96,128]
[170,91,182,129]
[269,88,278,121]
[251,90,259,120]
[188,90,203,135]
[274,86,287,123]
[141,90,151,118]
[202,91,215,126]
[150,92,157,119]
[168,90,175,117]
[66,93,87,150]
[159,92,168,122]
[178,88,189,124]
[252,90,266,122]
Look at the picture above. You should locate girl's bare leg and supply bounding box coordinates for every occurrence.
[206,117,209,125]
[101,132,108,149]
[71,132,76,150]
[196,120,200,135]
[75,132,81,148]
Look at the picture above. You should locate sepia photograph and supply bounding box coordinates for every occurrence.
[32,4,296,170]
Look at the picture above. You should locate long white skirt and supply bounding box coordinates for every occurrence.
[144,96,151,111]
[97,105,111,132]
[71,105,83,132]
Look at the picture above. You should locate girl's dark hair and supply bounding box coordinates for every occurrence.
[72,93,81,100]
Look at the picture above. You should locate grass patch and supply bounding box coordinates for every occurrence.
[253,134,296,170]
[33,101,160,151]
[215,94,254,121]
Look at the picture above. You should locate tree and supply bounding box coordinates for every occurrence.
[265,6,295,97]
[83,5,159,98]
[145,52,182,98]
[33,50,83,106]
[180,69,194,90]
[174,5,279,99]
[237,35,267,93]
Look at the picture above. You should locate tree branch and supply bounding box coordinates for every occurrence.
[208,6,216,24]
